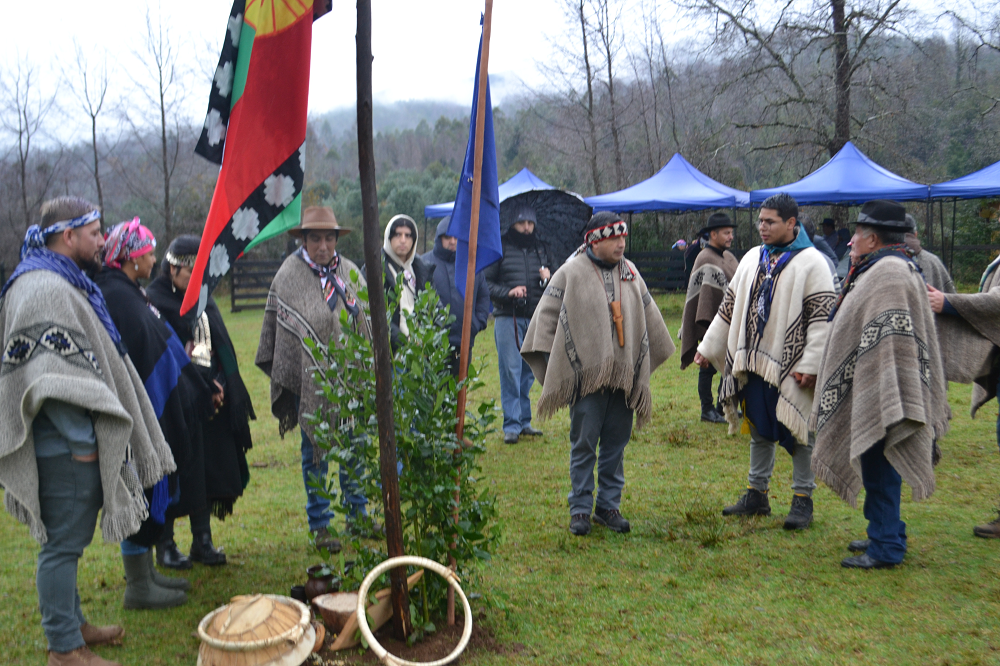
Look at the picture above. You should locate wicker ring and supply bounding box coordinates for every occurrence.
[197,595,310,651]
[356,557,473,666]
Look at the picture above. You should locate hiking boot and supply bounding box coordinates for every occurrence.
[80,623,124,647]
[122,553,187,610]
[848,539,871,552]
[701,407,727,424]
[783,494,813,530]
[841,553,896,570]
[722,487,771,516]
[503,432,519,444]
[155,539,192,570]
[593,507,631,533]
[312,527,342,553]
[569,513,591,536]
[189,532,227,566]
[47,646,121,666]
[520,425,544,437]
[147,550,190,591]
[973,514,1000,538]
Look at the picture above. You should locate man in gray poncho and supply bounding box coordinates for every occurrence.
[0,197,175,666]
[905,214,955,293]
[256,207,371,553]
[930,245,1000,537]
[521,212,674,536]
[812,200,950,569]
[680,212,738,424]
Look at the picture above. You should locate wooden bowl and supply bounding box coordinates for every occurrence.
[311,591,359,634]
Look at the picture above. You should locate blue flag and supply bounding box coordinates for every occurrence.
[448,25,502,297]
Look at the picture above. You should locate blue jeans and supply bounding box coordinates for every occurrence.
[861,440,907,564]
[494,315,535,435]
[301,428,368,531]
[36,454,103,653]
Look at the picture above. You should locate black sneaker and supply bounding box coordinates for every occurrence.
[848,539,870,552]
[503,432,519,444]
[722,488,771,516]
[783,494,813,530]
[569,513,591,536]
[311,527,342,553]
[701,407,727,424]
[156,540,192,570]
[520,425,544,437]
[593,507,631,533]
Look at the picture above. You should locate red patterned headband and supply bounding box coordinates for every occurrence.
[585,220,628,245]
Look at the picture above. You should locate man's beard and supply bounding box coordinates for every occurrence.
[77,253,102,274]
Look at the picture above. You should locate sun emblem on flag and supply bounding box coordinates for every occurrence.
[243,0,312,36]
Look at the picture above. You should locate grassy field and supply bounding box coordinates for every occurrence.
[3,293,1000,665]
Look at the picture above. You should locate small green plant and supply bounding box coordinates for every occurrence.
[305,270,499,634]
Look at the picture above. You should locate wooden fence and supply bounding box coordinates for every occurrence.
[230,259,281,312]
[625,250,688,291]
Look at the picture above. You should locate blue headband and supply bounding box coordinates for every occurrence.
[21,209,102,260]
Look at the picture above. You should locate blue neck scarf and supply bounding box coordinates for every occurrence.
[1,249,126,357]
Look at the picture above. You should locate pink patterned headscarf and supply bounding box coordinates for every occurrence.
[103,217,156,269]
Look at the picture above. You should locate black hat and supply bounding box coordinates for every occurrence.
[697,212,734,237]
[513,205,537,224]
[856,200,908,229]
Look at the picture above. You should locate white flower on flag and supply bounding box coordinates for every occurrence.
[228,13,243,48]
[264,174,296,208]
[214,61,234,97]
[209,244,230,277]
[298,144,306,173]
[204,109,226,146]
[232,207,260,241]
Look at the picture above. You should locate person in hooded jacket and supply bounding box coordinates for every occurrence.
[363,214,434,350]
[482,205,555,444]
[420,216,490,375]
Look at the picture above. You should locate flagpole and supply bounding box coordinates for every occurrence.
[356,0,412,641]
[450,0,493,627]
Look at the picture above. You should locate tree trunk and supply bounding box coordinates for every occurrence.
[159,75,172,238]
[90,115,104,215]
[579,1,601,194]
[355,0,411,642]
[831,0,850,157]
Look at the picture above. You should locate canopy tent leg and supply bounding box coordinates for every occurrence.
[925,198,933,250]
[940,199,946,255]
[951,199,957,275]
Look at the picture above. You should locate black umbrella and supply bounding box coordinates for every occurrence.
[500,190,593,270]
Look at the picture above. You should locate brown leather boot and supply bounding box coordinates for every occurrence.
[47,646,122,666]
[80,623,125,647]
[973,514,1000,538]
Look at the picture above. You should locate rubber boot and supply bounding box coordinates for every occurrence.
[146,550,190,591]
[122,553,187,609]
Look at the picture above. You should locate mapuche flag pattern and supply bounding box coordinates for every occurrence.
[184,0,315,315]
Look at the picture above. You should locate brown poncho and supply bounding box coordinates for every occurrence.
[520,253,674,428]
[255,253,370,443]
[811,256,950,507]
[936,259,1000,416]
[680,246,738,368]
[913,249,955,294]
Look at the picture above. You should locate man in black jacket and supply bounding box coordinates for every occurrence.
[483,205,554,444]
[421,217,490,375]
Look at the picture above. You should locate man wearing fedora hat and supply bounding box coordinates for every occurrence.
[256,207,371,553]
[812,200,949,569]
[681,212,739,424]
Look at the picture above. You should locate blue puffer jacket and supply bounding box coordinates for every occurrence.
[420,218,490,350]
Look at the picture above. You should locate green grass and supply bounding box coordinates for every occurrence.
[3,293,1000,665]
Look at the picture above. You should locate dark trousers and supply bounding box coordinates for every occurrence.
[567,389,634,516]
[697,365,720,412]
[861,440,907,564]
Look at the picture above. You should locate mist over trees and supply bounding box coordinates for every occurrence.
[3,0,1000,276]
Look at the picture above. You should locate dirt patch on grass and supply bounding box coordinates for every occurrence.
[313,614,523,664]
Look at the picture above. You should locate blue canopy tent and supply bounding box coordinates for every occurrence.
[584,153,751,212]
[749,141,929,205]
[929,159,1000,274]
[424,167,554,218]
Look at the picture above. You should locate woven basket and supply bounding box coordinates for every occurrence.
[197,594,316,666]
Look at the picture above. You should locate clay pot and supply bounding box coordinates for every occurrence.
[304,565,340,601]
[311,591,359,634]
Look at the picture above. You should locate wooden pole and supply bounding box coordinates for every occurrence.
[355,0,411,641]
[449,0,493,626]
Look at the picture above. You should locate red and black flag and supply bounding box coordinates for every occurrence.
[183,0,331,315]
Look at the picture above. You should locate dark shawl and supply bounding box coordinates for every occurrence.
[147,273,254,518]
[94,268,213,534]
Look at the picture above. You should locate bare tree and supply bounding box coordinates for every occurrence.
[0,60,61,229]
[948,4,1000,115]
[122,8,190,238]
[592,0,626,188]
[65,43,115,215]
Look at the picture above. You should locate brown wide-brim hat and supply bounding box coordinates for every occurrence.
[288,206,352,238]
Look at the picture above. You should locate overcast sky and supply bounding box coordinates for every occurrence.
[2,0,573,137]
